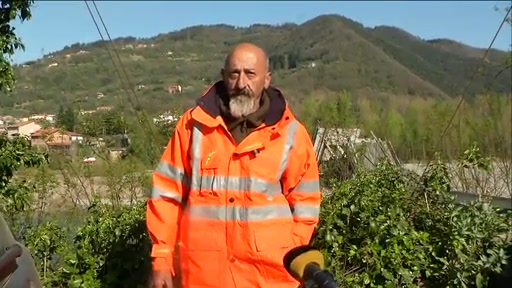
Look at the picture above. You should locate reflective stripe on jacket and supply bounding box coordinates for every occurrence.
[146,81,322,288]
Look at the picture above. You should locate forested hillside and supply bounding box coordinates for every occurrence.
[2,14,510,116]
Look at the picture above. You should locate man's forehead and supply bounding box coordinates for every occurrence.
[225,51,270,72]
[226,52,257,67]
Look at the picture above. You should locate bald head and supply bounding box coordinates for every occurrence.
[221,43,272,118]
[224,43,270,72]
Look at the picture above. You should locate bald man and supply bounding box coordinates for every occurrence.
[147,43,322,288]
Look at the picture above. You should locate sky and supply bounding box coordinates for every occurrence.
[11,0,512,64]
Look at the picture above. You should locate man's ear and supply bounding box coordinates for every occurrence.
[264,71,272,89]
[220,68,225,78]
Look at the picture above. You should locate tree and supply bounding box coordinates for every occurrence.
[493,5,512,86]
[0,0,42,231]
[0,0,34,93]
[56,104,65,124]
[0,135,46,229]
[56,104,78,132]
[103,110,127,135]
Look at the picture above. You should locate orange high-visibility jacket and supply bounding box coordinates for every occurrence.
[146,81,322,288]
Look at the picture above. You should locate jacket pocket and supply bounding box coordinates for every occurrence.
[198,167,218,197]
[179,247,221,288]
[178,224,222,287]
[197,151,222,198]
[253,225,297,283]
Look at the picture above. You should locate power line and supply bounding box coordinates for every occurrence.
[90,0,155,133]
[89,1,145,110]
[83,1,133,108]
[83,0,160,165]
[417,6,511,182]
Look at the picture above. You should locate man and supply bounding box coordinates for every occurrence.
[147,43,322,288]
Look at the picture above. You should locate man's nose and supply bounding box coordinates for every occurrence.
[236,74,248,90]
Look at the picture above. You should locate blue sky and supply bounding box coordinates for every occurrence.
[11,1,512,64]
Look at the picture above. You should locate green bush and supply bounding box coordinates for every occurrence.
[15,153,510,287]
[21,160,511,288]
[24,201,151,288]
[312,161,511,287]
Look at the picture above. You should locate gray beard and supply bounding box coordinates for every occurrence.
[229,95,257,118]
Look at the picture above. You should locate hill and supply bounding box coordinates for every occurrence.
[2,14,511,116]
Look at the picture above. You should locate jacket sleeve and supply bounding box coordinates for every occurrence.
[146,114,191,274]
[281,122,322,245]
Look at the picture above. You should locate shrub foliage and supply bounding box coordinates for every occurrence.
[8,158,507,287]
[312,161,511,287]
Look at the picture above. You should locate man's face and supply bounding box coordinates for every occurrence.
[222,51,269,118]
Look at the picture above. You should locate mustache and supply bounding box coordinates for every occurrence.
[229,87,253,97]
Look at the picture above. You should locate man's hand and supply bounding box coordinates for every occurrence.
[149,270,174,288]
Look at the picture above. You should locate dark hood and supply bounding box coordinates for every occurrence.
[195,80,287,126]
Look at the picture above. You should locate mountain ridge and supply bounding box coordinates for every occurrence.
[3,14,510,116]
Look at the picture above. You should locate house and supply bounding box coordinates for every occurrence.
[0,115,15,125]
[30,128,73,151]
[6,121,41,138]
[167,85,182,94]
[108,148,127,161]
[87,137,105,147]
[28,114,56,123]
[68,132,85,143]
[96,106,113,112]
[153,113,179,124]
